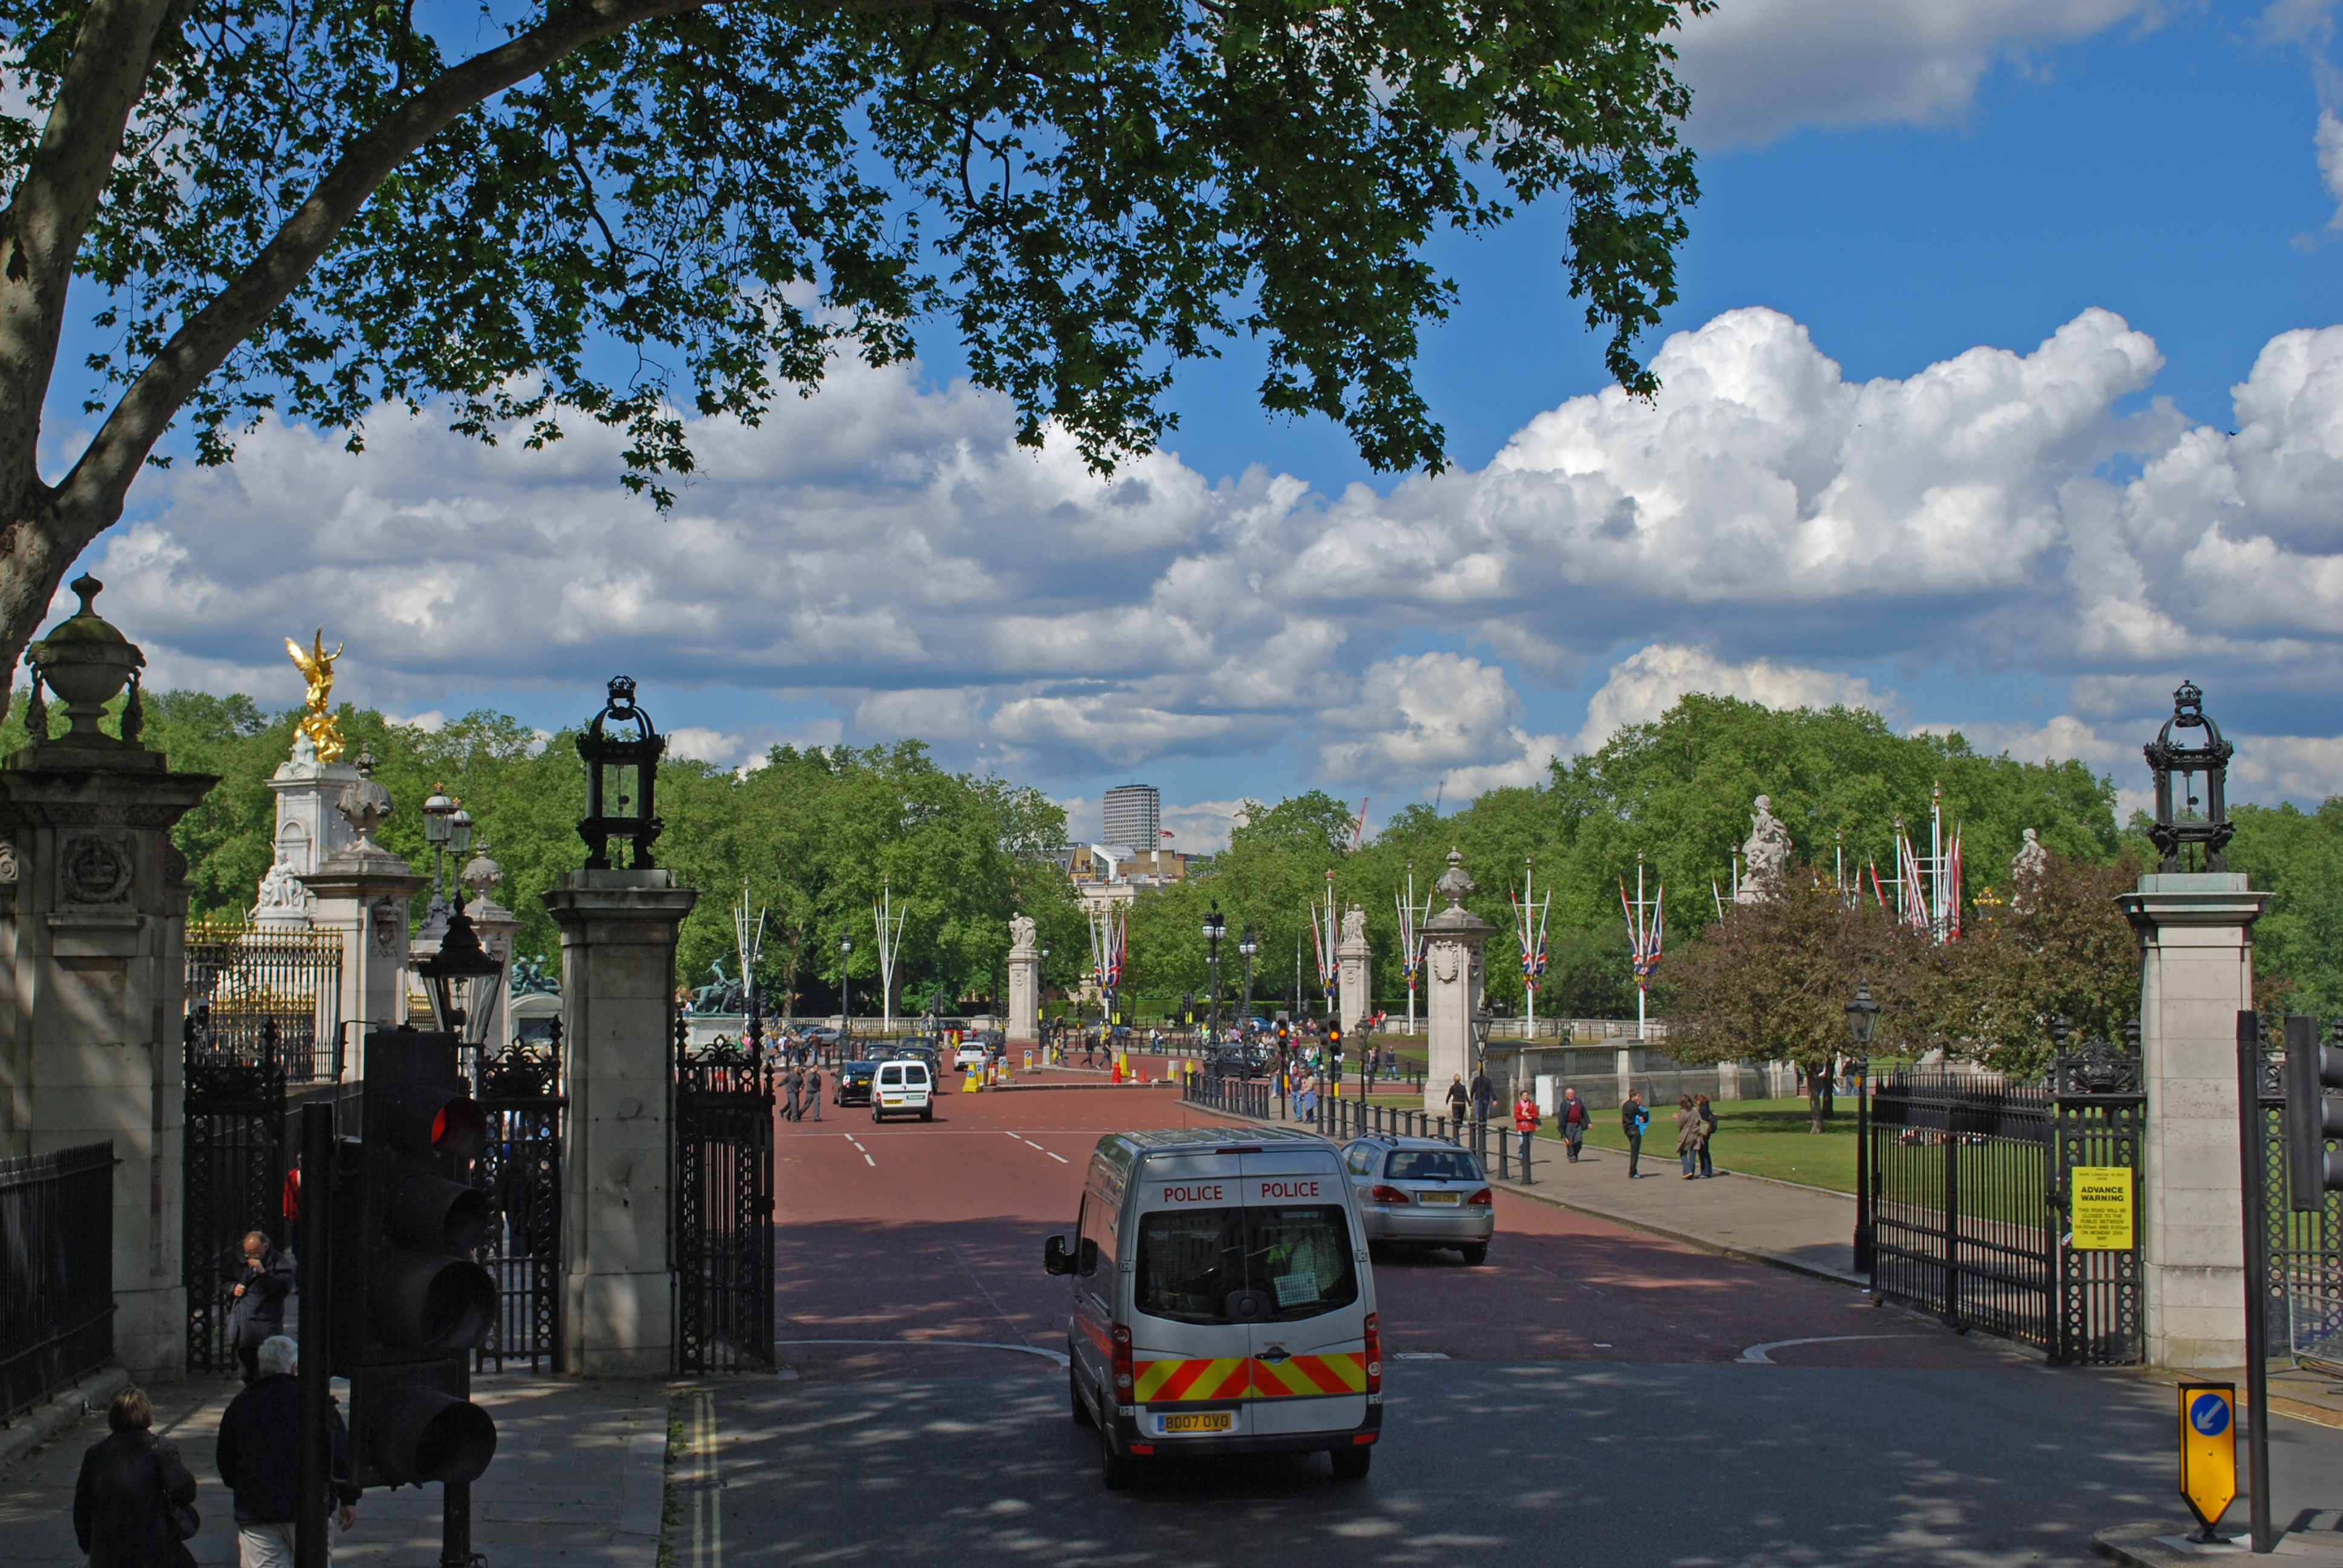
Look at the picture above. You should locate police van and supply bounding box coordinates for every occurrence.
[1044,1126,1380,1488]
[870,1058,933,1122]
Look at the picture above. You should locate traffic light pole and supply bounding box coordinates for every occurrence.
[296,1103,335,1568]
[2237,1011,2274,1554]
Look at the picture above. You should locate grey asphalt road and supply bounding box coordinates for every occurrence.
[701,1355,2343,1568]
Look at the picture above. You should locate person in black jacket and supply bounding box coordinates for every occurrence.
[216,1336,360,1565]
[75,1384,198,1568]
[225,1230,294,1385]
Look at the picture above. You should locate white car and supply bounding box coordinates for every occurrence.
[954,1042,989,1071]
[872,1059,934,1122]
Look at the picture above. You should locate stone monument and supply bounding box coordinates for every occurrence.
[457,840,519,1049]
[1419,849,1494,1118]
[1735,794,1792,903]
[2010,827,2049,907]
[1006,912,1041,1045]
[257,634,362,929]
[0,578,216,1379]
[1337,904,1372,1041]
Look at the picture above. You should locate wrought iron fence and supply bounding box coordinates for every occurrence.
[1184,1071,1271,1122]
[471,1024,565,1373]
[184,918,345,1083]
[183,1039,287,1376]
[0,1143,114,1422]
[674,1016,775,1374]
[1868,1042,2142,1365]
[2258,1015,2343,1374]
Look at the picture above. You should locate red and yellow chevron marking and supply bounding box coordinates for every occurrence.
[1248,1352,1368,1399]
[1133,1357,1251,1402]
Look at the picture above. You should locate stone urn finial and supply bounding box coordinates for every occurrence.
[24,575,146,746]
[460,837,502,901]
[336,746,393,849]
[1435,846,1475,910]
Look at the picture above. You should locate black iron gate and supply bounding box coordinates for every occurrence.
[469,1024,566,1371]
[673,1015,775,1374]
[1870,1037,2143,1364]
[183,1022,288,1376]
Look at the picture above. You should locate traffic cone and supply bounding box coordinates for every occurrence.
[1112,1059,1122,1084]
[963,1070,981,1093]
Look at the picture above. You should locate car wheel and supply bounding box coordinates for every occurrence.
[1099,1408,1136,1491]
[871,1108,882,1123]
[1460,1244,1489,1267]
[1070,1367,1094,1427]
[920,1108,933,1122]
[1330,1445,1372,1480]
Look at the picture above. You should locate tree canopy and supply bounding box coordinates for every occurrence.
[0,0,1708,685]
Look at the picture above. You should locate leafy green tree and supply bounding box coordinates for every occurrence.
[0,0,1706,694]
[2229,799,2343,1018]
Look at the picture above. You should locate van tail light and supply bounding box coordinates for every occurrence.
[1369,1185,1409,1204]
[1363,1312,1381,1394]
[1467,1187,1493,1206]
[1112,1322,1134,1399]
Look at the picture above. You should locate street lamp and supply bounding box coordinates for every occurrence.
[576,675,666,871]
[2144,679,2235,873]
[1237,926,1257,1034]
[1847,979,1881,1278]
[1202,900,1227,1037]
[840,934,854,1044]
[419,893,505,1053]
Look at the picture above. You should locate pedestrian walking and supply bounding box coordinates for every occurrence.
[1470,1067,1493,1128]
[1513,1086,1541,1174]
[782,1063,803,1122]
[1697,1093,1718,1177]
[1560,1087,1588,1163]
[1674,1094,1703,1178]
[216,1336,359,1567]
[225,1230,293,1385]
[807,1064,824,1120]
[74,1385,199,1568]
[1622,1091,1649,1177]
[1444,1073,1470,1127]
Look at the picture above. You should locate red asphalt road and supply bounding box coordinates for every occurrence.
[774,1080,2018,1383]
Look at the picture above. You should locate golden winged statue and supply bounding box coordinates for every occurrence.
[286,629,346,762]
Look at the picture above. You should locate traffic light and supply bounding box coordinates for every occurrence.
[2284,1014,2343,1209]
[336,1028,499,1489]
[1275,1018,1289,1048]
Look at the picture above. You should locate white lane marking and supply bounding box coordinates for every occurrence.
[1021,1138,1046,1149]
[1004,1131,1025,1140]
[775,1338,1070,1368]
[1045,1151,1069,1163]
[862,1154,876,1167]
[1737,1334,1928,1365]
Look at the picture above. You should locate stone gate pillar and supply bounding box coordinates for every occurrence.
[1337,906,1371,1042]
[1006,913,1040,1046]
[0,579,215,1380]
[545,867,697,1376]
[2119,871,2272,1370]
[1420,850,1493,1118]
[301,755,427,1071]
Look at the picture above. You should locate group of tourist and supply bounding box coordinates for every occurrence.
[1428,1077,1721,1181]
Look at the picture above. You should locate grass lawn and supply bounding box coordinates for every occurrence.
[1363,1092,1864,1194]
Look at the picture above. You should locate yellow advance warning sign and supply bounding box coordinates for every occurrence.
[2179,1383,2238,1532]
[2071,1166,2135,1250]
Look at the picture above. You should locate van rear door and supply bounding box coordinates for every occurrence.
[1238,1150,1369,1436]
[1127,1154,1256,1440]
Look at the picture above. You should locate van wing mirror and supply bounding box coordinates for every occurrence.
[1043,1235,1073,1276]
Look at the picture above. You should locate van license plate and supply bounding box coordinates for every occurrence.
[1418,1191,1460,1205]
[1160,1413,1233,1434]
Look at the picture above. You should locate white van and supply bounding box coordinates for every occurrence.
[871,1059,933,1122]
[1044,1126,1381,1488]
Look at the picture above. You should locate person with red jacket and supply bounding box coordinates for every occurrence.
[1513,1088,1540,1174]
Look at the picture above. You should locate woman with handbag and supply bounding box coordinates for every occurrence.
[74,1385,200,1567]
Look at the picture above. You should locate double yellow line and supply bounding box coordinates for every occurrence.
[666,1388,722,1568]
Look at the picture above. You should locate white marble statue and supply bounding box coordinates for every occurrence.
[2011,827,2049,906]
[1737,794,1792,901]
[1009,912,1038,955]
[253,855,313,914]
[1342,904,1368,945]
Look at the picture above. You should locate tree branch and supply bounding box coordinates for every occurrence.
[0,0,179,494]
[51,0,721,542]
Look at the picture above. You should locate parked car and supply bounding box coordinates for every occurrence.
[833,1060,880,1106]
[1340,1135,1494,1265]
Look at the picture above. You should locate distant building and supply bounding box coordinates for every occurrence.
[1101,784,1162,858]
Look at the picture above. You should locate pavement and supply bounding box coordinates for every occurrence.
[0,1371,668,1567]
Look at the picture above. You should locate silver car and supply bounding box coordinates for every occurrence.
[1341,1136,1494,1264]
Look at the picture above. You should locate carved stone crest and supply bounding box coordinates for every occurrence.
[61,833,133,903]
[0,839,17,884]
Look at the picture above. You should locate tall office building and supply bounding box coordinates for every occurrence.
[1101,784,1161,857]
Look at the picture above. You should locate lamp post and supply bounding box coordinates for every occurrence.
[1237,926,1258,1035]
[840,935,854,1045]
[1847,979,1880,1278]
[2143,679,2235,873]
[1203,900,1226,1039]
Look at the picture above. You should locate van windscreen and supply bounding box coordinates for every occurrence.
[1134,1206,1357,1325]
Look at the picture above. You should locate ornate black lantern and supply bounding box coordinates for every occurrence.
[2143,679,2233,874]
[577,676,666,869]
[418,896,505,1047]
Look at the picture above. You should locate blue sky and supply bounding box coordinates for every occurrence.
[59,0,2343,848]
